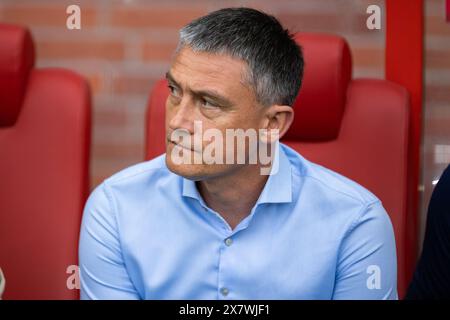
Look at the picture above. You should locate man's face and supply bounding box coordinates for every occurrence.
[165,46,267,181]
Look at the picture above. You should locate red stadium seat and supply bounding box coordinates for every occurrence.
[145,33,416,298]
[0,23,91,299]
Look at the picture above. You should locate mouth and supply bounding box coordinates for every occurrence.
[167,138,198,153]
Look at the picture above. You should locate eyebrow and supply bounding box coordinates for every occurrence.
[165,71,233,107]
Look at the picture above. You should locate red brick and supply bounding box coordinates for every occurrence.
[0,4,96,27]
[351,47,384,67]
[142,42,178,61]
[36,40,125,60]
[93,108,127,127]
[93,143,144,158]
[423,116,450,136]
[426,49,450,69]
[426,15,450,37]
[110,6,207,29]
[426,85,450,103]
[113,75,160,95]
[277,13,344,32]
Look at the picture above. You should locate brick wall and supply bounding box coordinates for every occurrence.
[0,0,450,245]
[2,0,450,242]
[0,0,387,189]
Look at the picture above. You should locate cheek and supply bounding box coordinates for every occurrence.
[228,113,261,131]
[165,114,171,132]
[165,99,171,126]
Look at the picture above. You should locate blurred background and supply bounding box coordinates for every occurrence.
[0,0,449,270]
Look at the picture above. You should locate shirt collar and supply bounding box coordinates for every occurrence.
[181,142,293,205]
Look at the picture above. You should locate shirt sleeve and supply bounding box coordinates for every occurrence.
[78,182,140,300]
[332,201,398,300]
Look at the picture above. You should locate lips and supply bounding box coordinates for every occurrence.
[168,138,198,153]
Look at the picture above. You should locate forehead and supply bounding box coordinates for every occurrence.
[169,46,251,97]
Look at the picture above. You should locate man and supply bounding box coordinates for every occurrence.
[406,165,450,299]
[79,7,397,299]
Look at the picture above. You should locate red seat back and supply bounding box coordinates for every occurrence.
[0,24,91,299]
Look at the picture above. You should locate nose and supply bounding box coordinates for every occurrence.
[168,97,195,134]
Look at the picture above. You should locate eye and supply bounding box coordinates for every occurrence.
[168,85,181,98]
[201,98,218,109]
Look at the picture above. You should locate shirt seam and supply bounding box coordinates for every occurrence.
[302,173,376,206]
[333,199,381,291]
[342,199,381,240]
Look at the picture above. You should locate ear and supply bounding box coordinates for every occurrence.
[259,105,294,144]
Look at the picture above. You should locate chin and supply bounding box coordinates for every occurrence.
[164,143,244,181]
[165,157,206,181]
[165,143,203,180]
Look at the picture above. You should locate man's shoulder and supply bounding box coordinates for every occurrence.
[282,144,380,207]
[82,154,176,225]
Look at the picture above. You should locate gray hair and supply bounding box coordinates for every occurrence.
[177,7,304,107]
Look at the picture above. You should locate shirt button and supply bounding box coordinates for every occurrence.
[224,238,233,246]
[220,287,229,296]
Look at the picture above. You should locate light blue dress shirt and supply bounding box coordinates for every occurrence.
[79,143,397,300]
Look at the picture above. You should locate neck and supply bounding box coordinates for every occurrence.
[197,164,269,230]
